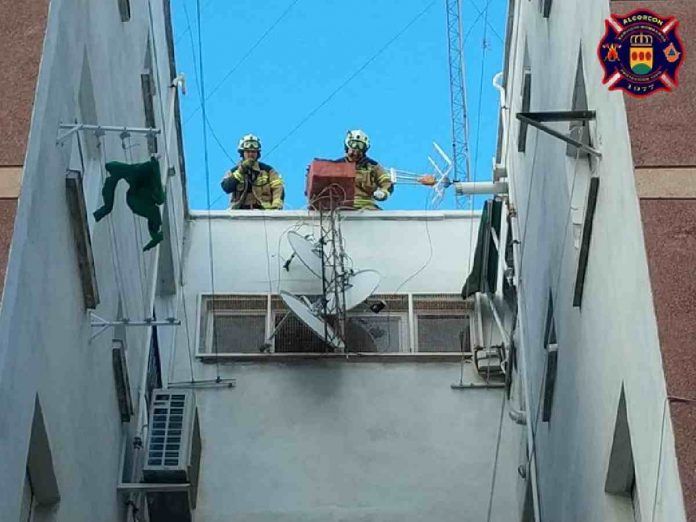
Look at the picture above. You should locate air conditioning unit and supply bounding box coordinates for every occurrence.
[143,389,201,522]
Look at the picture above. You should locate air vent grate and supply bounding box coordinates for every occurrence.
[147,393,186,467]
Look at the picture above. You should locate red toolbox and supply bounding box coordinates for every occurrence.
[305,159,355,209]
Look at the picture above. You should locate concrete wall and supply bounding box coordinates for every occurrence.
[615,2,696,518]
[501,0,685,520]
[192,361,519,522]
[0,0,186,521]
[159,211,522,520]
[183,210,479,296]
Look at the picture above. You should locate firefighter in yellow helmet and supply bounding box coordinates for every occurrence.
[221,134,284,209]
[334,130,393,210]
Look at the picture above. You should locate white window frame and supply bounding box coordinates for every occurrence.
[197,293,469,356]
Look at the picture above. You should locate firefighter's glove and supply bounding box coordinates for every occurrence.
[373,189,388,201]
[240,159,255,176]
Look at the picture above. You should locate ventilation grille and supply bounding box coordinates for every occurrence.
[417,315,469,352]
[204,295,268,312]
[274,313,330,353]
[147,393,186,468]
[413,294,471,312]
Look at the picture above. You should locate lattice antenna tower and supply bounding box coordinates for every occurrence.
[445,0,472,184]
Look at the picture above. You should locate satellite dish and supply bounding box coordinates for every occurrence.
[280,291,345,351]
[326,269,381,314]
[288,231,323,277]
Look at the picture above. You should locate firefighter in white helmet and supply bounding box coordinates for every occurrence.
[334,129,393,210]
[221,134,284,209]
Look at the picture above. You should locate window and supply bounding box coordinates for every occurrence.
[517,66,532,152]
[117,0,131,22]
[210,313,267,353]
[78,52,99,160]
[542,289,558,422]
[145,323,163,407]
[23,397,60,521]
[605,386,641,521]
[573,176,600,307]
[543,290,557,348]
[141,41,158,154]
[567,50,591,158]
[539,0,552,18]
[198,294,471,355]
[65,170,99,309]
[347,315,404,353]
[565,48,596,272]
[274,312,331,353]
[417,315,469,352]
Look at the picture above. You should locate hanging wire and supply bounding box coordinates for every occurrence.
[464,0,503,44]
[512,123,601,521]
[194,0,222,382]
[145,0,199,385]
[94,132,130,320]
[175,0,215,46]
[465,0,491,279]
[486,366,508,522]
[181,0,237,169]
[264,0,437,159]
[121,133,149,319]
[184,0,304,123]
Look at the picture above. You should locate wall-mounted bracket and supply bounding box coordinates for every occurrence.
[89,312,180,342]
[516,111,602,158]
[57,123,161,145]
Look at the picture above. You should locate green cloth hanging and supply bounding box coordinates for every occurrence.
[462,199,501,299]
[93,157,165,251]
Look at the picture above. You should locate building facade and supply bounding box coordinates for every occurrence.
[167,210,519,521]
[498,0,696,520]
[3,0,695,521]
[0,1,187,521]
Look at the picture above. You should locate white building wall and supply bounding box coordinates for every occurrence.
[501,0,685,520]
[0,1,186,521]
[161,211,523,521]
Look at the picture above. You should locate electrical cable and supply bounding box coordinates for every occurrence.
[194,0,222,381]
[184,0,304,123]
[464,0,503,44]
[486,386,508,522]
[263,0,438,159]
[175,0,215,46]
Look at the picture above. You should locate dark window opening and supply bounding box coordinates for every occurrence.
[418,315,469,352]
[146,323,163,407]
[274,313,332,353]
[213,314,266,353]
[567,49,591,158]
[117,0,131,22]
[518,67,532,152]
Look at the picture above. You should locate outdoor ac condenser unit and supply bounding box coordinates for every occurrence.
[143,389,201,522]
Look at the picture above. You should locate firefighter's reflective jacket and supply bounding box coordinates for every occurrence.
[221,160,284,210]
[334,156,393,210]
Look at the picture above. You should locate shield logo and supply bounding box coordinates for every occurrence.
[629,32,654,74]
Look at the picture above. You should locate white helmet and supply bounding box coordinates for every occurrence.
[237,133,261,154]
[344,129,370,151]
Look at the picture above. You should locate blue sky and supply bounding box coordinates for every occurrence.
[171,0,507,211]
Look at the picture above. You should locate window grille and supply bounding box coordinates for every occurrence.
[417,315,469,352]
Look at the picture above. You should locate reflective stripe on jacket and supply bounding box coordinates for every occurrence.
[334,156,392,210]
[221,160,284,209]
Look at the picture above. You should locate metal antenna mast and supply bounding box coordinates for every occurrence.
[445,0,472,185]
